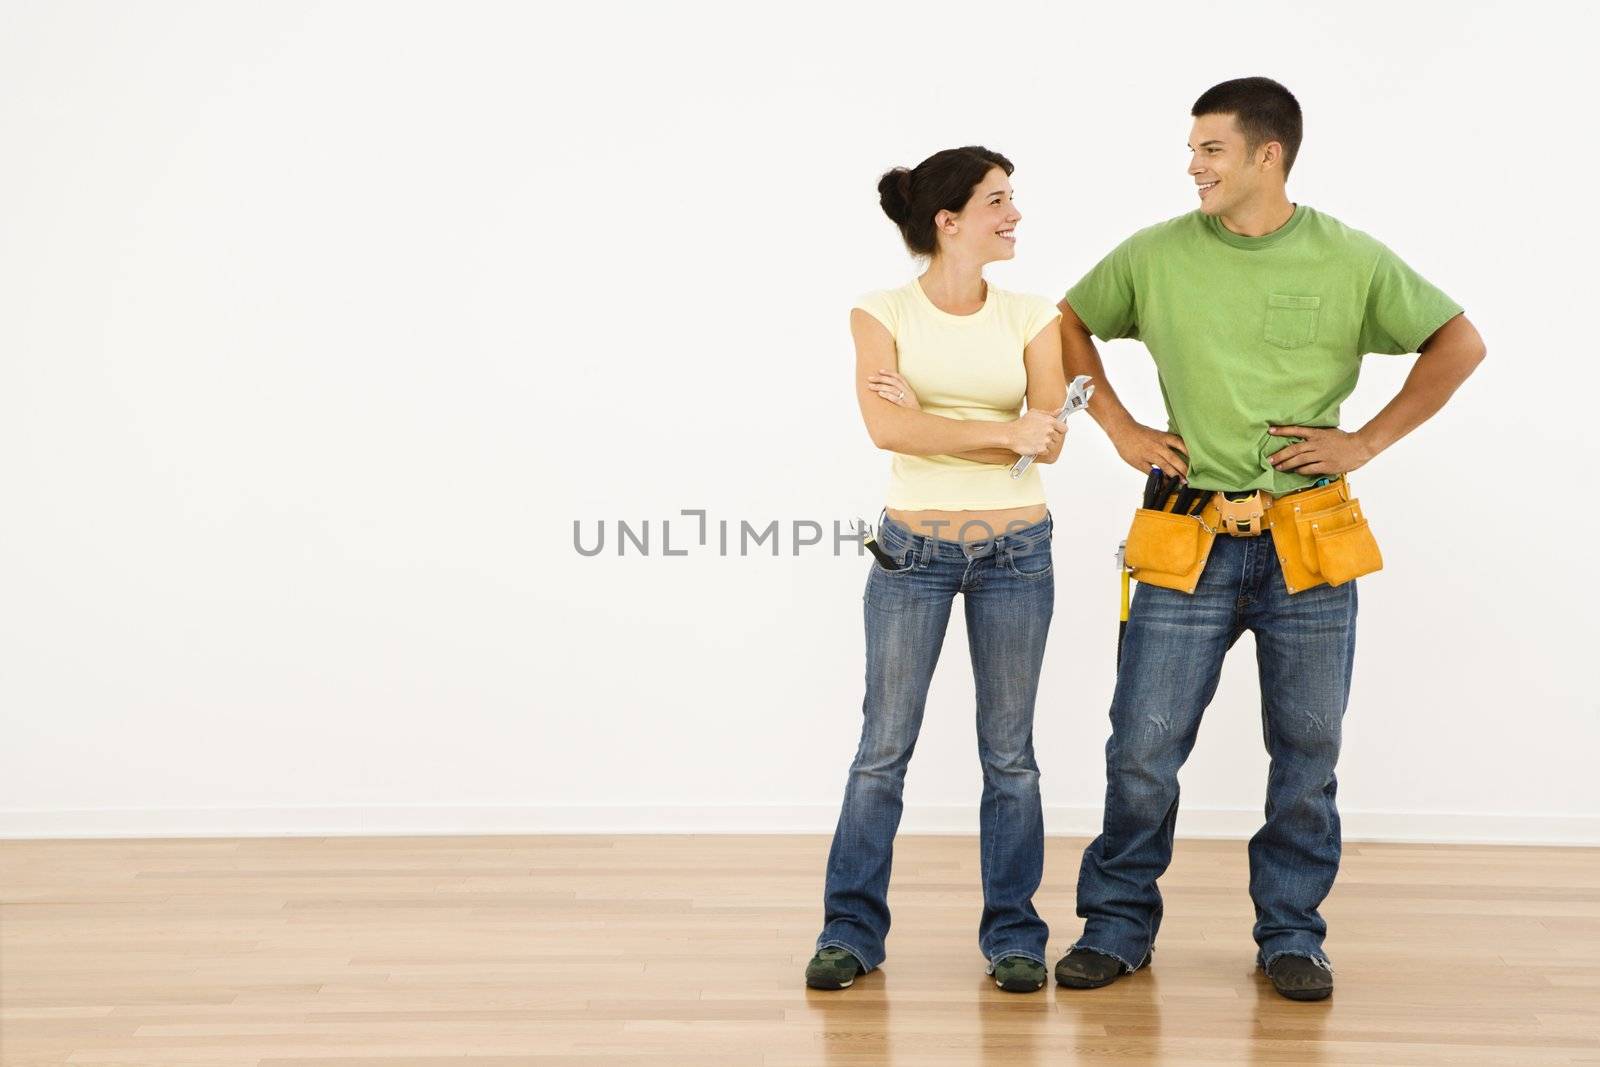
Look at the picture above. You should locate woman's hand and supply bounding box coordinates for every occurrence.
[867,370,920,410]
[1035,418,1068,464]
[1005,409,1065,456]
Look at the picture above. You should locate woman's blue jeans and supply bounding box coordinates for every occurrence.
[1074,532,1357,973]
[816,512,1054,972]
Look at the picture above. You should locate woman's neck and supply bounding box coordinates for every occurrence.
[918,256,987,314]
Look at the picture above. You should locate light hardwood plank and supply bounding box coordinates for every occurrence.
[1,835,1597,1066]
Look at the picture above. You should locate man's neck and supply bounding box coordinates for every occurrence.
[1218,193,1297,238]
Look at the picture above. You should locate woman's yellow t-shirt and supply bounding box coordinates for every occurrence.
[855,278,1062,511]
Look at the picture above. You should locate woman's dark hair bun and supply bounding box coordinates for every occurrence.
[874,147,1014,257]
[876,167,914,227]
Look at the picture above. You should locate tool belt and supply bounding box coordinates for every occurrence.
[1123,477,1383,595]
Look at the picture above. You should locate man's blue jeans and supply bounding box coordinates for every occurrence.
[1074,532,1357,973]
[817,513,1054,972]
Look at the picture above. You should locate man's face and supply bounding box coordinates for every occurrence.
[1187,112,1272,217]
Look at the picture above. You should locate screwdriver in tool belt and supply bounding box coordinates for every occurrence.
[1170,484,1209,515]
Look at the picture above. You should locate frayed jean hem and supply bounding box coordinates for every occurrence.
[815,938,876,974]
[1259,949,1333,973]
[1068,940,1146,973]
[985,948,1047,972]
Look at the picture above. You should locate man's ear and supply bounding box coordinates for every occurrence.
[1259,140,1283,171]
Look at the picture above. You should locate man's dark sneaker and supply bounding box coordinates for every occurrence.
[1053,947,1126,989]
[805,947,864,989]
[1264,955,1334,1001]
[991,955,1047,992]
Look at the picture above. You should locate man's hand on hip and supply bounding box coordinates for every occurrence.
[1267,425,1376,477]
[1109,420,1189,479]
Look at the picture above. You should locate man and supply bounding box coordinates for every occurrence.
[1052,77,1486,1001]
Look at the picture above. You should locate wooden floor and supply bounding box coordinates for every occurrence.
[2,834,1598,1066]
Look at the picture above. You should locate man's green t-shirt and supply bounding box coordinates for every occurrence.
[1065,205,1463,493]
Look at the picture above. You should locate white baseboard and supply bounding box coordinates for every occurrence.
[2,804,1597,846]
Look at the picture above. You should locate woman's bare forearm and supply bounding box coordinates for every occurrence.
[949,446,1021,464]
[870,407,1015,456]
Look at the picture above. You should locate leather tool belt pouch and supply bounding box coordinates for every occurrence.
[1265,479,1383,593]
[1125,478,1383,596]
[1124,506,1217,594]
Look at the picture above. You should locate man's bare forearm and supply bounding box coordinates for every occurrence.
[1057,300,1192,477]
[1356,314,1487,457]
[1060,313,1135,434]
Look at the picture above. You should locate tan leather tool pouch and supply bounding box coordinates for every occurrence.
[1266,481,1383,592]
[1125,507,1217,595]
[1309,509,1382,586]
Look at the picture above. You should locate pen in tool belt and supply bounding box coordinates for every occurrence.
[1141,466,1163,508]
[1143,466,1184,510]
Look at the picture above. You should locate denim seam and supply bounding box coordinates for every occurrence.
[979,783,996,936]
[1001,539,1054,580]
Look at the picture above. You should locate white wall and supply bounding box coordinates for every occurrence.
[3,0,1596,843]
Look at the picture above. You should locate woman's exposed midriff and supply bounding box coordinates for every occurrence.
[885,503,1047,541]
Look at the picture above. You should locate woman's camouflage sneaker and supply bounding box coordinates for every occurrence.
[991,955,1047,992]
[805,947,864,989]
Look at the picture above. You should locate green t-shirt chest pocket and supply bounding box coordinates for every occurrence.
[1264,293,1321,349]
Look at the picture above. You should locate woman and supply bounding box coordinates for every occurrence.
[806,146,1067,994]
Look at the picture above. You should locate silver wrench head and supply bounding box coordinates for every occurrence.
[1061,375,1095,416]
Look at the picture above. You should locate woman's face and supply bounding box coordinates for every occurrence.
[936,166,1021,262]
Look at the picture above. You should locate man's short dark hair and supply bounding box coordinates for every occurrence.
[1192,77,1303,177]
